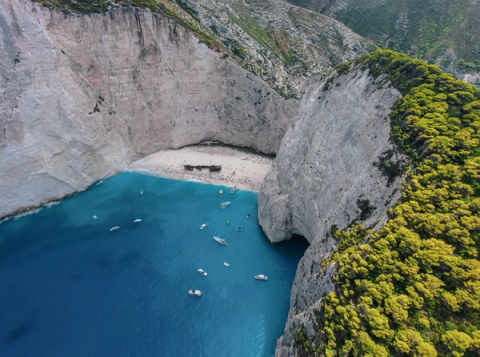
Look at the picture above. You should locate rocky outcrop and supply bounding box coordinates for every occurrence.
[187,0,370,98]
[0,0,299,219]
[258,66,405,356]
[463,73,480,85]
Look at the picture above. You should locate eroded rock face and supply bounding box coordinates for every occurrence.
[258,67,404,355]
[188,0,370,98]
[0,0,298,219]
[464,73,480,85]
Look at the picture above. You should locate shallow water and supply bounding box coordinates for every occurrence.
[0,173,307,357]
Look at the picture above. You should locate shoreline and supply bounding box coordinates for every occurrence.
[0,145,272,223]
[126,145,273,192]
[124,168,237,190]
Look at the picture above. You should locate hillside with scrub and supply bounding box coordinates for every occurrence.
[294,50,480,357]
[287,0,480,75]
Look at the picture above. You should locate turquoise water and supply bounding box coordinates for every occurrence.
[0,173,307,357]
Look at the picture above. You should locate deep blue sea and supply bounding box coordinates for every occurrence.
[0,173,307,357]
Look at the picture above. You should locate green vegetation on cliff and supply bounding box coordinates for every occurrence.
[300,50,480,356]
[288,0,480,72]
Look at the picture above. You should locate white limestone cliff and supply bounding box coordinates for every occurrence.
[0,0,298,219]
[257,67,405,356]
[463,73,480,85]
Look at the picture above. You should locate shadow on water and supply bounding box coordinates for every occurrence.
[117,250,142,267]
[6,321,36,344]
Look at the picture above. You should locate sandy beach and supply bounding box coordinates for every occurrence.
[126,145,273,191]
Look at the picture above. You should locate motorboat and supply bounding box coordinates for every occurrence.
[255,275,268,281]
[140,190,144,195]
[224,262,230,267]
[220,201,231,209]
[133,219,142,223]
[237,228,242,232]
[219,190,223,195]
[200,224,208,230]
[230,186,236,194]
[188,290,202,297]
[110,226,120,232]
[198,269,208,276]
[93,215,97,219]
[213,236,228,246]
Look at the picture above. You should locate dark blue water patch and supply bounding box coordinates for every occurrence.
[0,173,307,357]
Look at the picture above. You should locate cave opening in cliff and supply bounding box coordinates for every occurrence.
[291,233,310,246]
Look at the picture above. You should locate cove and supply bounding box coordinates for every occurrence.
[0,172,307,357]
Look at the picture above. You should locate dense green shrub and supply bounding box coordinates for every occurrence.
[315,50,480,357]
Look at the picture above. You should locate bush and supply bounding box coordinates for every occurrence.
[318,50,480,357]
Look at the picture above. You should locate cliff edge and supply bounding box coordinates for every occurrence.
[258,65,405,356]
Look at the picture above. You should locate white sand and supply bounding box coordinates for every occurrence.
[126,145,273,191]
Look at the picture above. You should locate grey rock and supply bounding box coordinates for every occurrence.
[0,0,298,219]
[463,73,480,85]
[258,66,405,355]
[189,0,370,98]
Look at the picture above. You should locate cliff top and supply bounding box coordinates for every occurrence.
[31,0,370,98]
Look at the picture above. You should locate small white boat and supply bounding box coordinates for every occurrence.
[188,290,202,297]
[220,201,231,209]
[200,224,208,230]
[110,226,120,232]
[133,219,142,223]
[93,215,97,219]
[237,228,242,232]
[224,262,230,267]
[198,269,208,276]
[213,236,228,246]
[230,186,236,194]
[219,190,223,196]
[140,190,144,195]
[255,275,268,281]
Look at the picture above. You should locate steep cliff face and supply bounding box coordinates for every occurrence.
[32,0,371,99]
[0,0,298,219]
[257,66,404,356]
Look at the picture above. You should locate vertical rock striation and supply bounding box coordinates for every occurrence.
[0,0,298,219]
[258,66,405,356]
